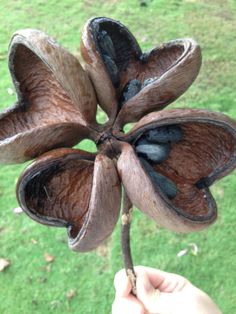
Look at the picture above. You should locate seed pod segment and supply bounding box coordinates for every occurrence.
[118,109,236,232]
[81,17,141,121]
[114,37,202,129]
[0,29,99,164]
[82,18,202,129]
[17,148,121,252]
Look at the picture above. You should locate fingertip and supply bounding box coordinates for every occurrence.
[112,296,145,314]
[114,269,132,297]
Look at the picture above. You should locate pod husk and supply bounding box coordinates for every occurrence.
[81,17,141,121]
[114,39,201,128]
[117,109,236,232]
[81,17,201,127]
[17,148,121,252]
[0,29,99,163]
[9,29,97,124]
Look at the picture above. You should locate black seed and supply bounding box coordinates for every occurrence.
[146,125,183,143]
[103,54,119,86]
[98,30,116,60]
[135,136,150,146]
[120,79,142,105]
[139,157,177,199]
[136,143,170,163]
[142,77,157,88]
[151,171,177,199]
[196,177,211,189]
[139,157,155,172]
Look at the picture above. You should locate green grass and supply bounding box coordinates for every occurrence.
[1,0,236,313]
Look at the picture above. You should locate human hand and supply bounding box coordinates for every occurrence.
[112,266,222,314]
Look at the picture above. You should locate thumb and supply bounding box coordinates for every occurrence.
[136,272,162,314]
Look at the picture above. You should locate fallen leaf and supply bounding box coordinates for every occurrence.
[12,207,23,214]
[177,248,188,258]
[44,253,55,263]
[66,289,77,300]
[189,243,199,256]
[0,258,10,271]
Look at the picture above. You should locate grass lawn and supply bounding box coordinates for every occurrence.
[1,0,236,313]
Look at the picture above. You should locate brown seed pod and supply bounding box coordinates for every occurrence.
[81,17,201,127]
[17,148,121,251]
[117,109,236,232]
[0,29,98,164]
[0,17,236,294]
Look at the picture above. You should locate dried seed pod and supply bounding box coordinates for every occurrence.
[117,109,236,232]
[81,17,141,120]
[17,148,121,252]
[114,38,202,129]
[1,18,236,288]
[10,29,97,124]
[0,29,99,164]
[81,17,201,126]
[135,143,170,163]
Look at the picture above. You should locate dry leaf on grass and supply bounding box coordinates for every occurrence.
[177,249,188,258]
[0,258,10,271]
[66,289,77,300]
[177,243,199,258]
[44,253,55,263]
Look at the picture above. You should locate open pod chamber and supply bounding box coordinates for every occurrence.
[81,17,201,127]
[0,29,98,164]
[117,109,236,232]
[17,148,121,251]
[81,17,141,120]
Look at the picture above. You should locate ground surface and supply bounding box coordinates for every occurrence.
[0,0,236,313]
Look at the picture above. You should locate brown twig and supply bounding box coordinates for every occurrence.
[121,191,137,295]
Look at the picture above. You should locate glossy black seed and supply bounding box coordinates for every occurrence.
[103,54,119,86]
[120,79,142,105]
[142,77,157,88]
[140,158,177,199]
[98,30,116,60]
[196,177,211,189]
[136,143,170,163]
[146,125,183,143]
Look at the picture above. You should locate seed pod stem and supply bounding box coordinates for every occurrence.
[121,191,137,295]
